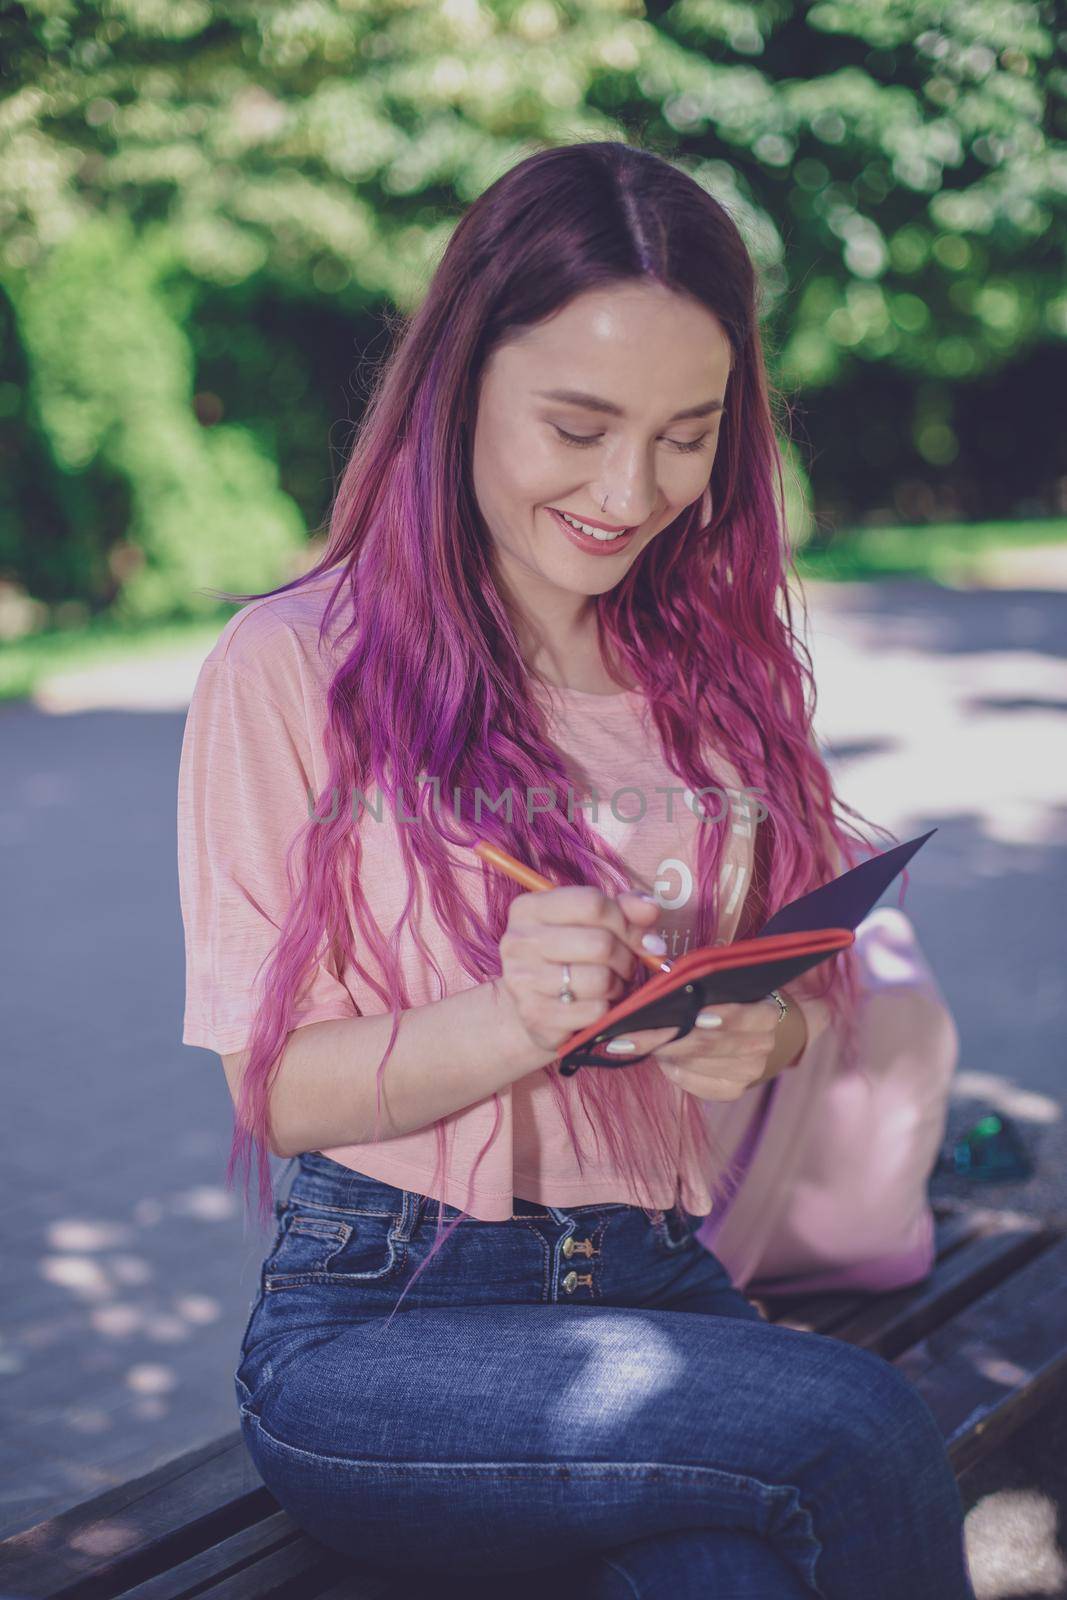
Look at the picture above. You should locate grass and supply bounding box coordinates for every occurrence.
[794,516,1067,582]
[2,519,1065,704]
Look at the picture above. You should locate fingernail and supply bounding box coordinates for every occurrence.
[695,1011,723,1029]
[605,1038,636,1053]
[636,892,659,904]
[642,932,667,954]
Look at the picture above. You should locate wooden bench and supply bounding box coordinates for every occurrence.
[4,1197,1067,1600]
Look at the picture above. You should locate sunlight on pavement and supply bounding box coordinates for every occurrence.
[965,1488,1067,1598]
[30,589,1067,855]
[806,621,1067,849]
[32,650,211,715]
[950,1073,1061,1125]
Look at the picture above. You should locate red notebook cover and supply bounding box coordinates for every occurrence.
[555,828,935,1076]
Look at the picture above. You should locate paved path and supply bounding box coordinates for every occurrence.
[3,579,1066,1593]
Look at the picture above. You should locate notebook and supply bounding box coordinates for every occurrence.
[556,828,937,1076]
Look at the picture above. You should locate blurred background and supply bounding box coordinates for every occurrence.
[2,2,1066,1592]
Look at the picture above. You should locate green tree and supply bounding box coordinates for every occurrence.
[0,0,1062,619]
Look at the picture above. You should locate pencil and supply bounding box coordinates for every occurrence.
[473,840,669,975]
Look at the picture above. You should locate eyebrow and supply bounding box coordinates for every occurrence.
[534,388,725,423]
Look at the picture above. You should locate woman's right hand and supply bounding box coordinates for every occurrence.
[496,885,665,1059]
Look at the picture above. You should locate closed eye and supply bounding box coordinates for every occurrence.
[553,425,712,455]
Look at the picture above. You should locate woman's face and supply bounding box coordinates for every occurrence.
[472,280,733,616]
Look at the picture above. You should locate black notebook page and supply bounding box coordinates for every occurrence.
[755,828,936,940]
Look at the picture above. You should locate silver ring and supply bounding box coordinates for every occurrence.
[559,962,575,1005]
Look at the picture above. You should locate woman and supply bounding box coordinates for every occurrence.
[177,141,975,1597]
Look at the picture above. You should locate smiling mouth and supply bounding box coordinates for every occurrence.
[547,507,638,545]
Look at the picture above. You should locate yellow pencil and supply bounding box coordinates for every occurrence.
[473,840,669,975]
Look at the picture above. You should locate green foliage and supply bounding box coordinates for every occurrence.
[0,0,1062,622]
[10,214,306,619]
[795,513,1067,580]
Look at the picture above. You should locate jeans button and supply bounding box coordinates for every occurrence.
[562,1236,575,1258]
[562,1270,578,1292]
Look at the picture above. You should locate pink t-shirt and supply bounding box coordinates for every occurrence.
[177,568,829,1219]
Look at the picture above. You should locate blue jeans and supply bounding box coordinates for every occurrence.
[234,1152,975,1600]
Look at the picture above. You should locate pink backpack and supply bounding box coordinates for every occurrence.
[695,907,959,1296]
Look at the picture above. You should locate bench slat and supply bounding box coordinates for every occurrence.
[115,1510,358,1600]
[896,1236,1067,1476]
[931,1206,994,1262]
[785,1215,1053,1358]
[313,1575,410,1600]
[0,1432,266,1600]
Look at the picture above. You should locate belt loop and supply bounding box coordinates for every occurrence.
[273,1156,299,1215]
[398,1189,425,1239]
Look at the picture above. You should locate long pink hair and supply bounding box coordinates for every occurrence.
[207,139,899,1320]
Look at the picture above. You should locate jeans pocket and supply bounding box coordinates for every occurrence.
[263,1202,406,1290]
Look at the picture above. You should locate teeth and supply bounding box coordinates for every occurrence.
[557,510,628,542]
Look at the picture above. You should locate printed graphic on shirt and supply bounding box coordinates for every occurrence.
[584,782,758,960]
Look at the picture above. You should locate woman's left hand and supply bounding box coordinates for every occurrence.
[605,998,789,1102]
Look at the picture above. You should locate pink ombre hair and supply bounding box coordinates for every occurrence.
[207,139,899,1320]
